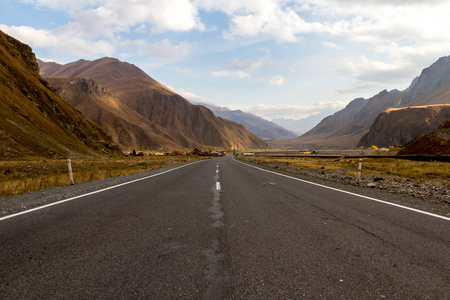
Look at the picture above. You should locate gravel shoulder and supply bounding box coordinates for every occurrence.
[237,157,450,219]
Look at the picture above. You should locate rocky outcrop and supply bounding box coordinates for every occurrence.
[358,105,450,148]
[398,120,450,156]
[1,32,40,75]
[0,30,122,158]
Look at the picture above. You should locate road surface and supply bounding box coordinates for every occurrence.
[1,155,449,299]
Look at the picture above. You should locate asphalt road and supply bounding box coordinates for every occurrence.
[1,155,449,299]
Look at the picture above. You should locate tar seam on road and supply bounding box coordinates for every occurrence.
[233,157,450,222]
[0,160,204,222]
[203,160,227,299]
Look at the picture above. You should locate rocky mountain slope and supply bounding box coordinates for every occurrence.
[270,56,450,149]
[398,120,450,156]
[0,30,121,158]
[203,104,297,141]
[400,56,450,106]
[39,58,267,150]
[47,77,193,150]
[358,104,450,147]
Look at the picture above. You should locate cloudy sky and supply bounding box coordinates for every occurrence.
[1,0,449,129]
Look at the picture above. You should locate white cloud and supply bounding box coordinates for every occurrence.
[170,87,210,104]
[194,0,276,15]
[226,7,324,42]
[289,0,450,87]
[196,0,326,42]
[322,41,341,50]
[301,0,450,47]
[127,39,192,61]
[0,24,191,62]
[227,57,265,71]
[269,75,285,85]
[287,66,296,74]
[232,101,348,120]
[11,0,450,103]
[20,0,102,11]
[22,0,205,39]
[135,24,147,33]
[0,24,114,57]
[211,70,251,78]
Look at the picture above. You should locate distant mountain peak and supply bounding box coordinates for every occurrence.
[203,103,297,141]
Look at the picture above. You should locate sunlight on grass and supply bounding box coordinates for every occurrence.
[0,156,206,197]
[246,156,449,183]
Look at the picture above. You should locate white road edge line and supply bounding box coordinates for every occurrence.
[0,160,203,222]
[233,156,450,222]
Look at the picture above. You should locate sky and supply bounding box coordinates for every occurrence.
[1,0,450,131]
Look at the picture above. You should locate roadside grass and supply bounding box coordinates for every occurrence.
[245,156,450,185]
[0,155,206,197]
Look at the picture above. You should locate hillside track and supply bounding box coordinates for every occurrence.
[1,155,449,299]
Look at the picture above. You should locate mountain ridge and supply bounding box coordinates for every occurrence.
[38,57,267,150]
[200,104,297,141]
[270,55,450,149]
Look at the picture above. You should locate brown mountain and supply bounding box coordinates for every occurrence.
[38,57,267,150]
[47,77,193,150]
[408,85,450,106]
[0,30,121,159]
[398,120,450,156]
[270,55,450,150]
[358,104,450,147]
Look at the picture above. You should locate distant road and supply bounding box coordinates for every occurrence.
[1,155,449,299]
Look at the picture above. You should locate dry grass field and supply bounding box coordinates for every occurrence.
[0,155,206,197]
[245,156,450,184]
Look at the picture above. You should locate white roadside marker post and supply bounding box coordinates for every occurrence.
[357,158,362,183]
[67,159,74,185]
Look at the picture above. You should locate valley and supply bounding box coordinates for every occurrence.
[1,3,450,299]
[0,28,448,207]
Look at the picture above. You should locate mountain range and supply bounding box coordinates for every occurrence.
[270,56,450,149]
[38,57,267,150]
[2,28,449,156]
[200,104,297,141]
[0,30,121,159]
